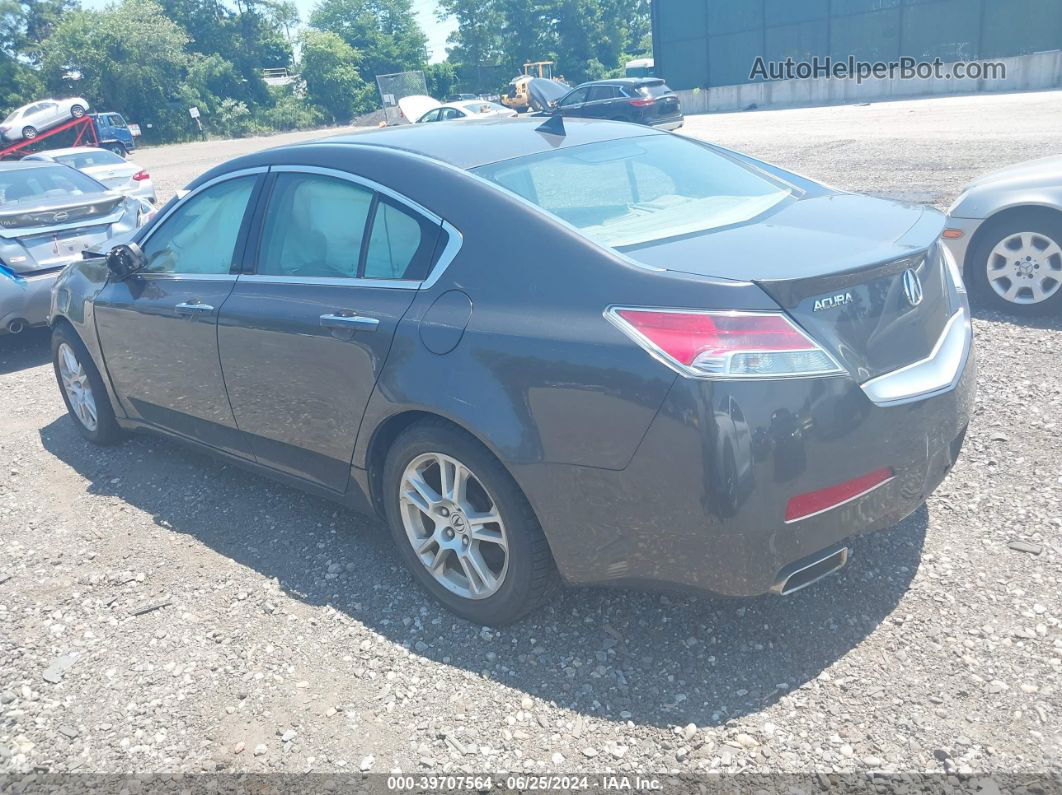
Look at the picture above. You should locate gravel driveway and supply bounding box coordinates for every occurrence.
[1,91,1060,782]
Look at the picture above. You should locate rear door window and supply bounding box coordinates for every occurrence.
[258,173,374,278]
[363,198,440,281]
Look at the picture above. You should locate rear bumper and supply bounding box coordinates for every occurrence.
[0,269,60,332]
[518,338,975,597]
[649,115,684,131]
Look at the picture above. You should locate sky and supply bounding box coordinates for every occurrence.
[80,0,458,63]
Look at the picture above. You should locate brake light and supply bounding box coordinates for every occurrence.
[629,97,655,107]
[606,307,844,378]
[784,467,894,523]
[132,170,149,181]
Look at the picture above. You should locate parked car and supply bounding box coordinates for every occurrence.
[23,147,156,204]
[942,155,1062,315]
[0,98,90,142]
[416,100,517,123]
[49,119,974,625]
[548,78,683,130]
[0,160,141,334]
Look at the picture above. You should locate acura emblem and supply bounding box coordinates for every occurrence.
[902,268,923,306]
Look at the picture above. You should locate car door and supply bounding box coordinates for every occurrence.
[217,166,444,493]
[92,170,263,457]
[21,103,46,131]
[555,87,589,117]
[583,85,617,119]
[38,102,62,127]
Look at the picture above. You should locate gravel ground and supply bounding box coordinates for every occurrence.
[1,91,1061,782]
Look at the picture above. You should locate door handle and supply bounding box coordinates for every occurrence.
[174,301,215,317]
[320,313,379,332]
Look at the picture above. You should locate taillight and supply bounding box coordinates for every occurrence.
[132,170,149,181]
[628,97,654,107]
[606,307,844,378]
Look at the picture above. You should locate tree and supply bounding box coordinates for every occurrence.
[298,29,373,122]
[424,61,458,99]
[41,0,196,140]
[309,0,428,83]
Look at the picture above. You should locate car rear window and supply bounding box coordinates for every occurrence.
[0,165,107,204]
[472,135,793,248]
[55,150,127,169]
[640,82,672,97]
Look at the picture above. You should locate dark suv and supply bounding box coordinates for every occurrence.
[549,78,683,129]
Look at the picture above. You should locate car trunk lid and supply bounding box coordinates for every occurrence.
[622,193,952,381]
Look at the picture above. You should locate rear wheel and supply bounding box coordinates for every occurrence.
[967,210,1062,315]
[52,325,121,445]
[70,104,86,118]
[107,143,127,157]
[383,420,557,625]
[21,126,37,140]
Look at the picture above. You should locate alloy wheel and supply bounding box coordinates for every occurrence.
[398,452,509,600]
[57,342,98,432]
[986,231,1062,305]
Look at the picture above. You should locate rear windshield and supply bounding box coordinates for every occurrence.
[0,165,107,205]
[2,110,19,125]
[54,150,126,169]
[640,82,672,97]
[472,135,792,248]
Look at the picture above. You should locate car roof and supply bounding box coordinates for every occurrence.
[25,147,108,158]
[316,116,664,170]
[578,78,664,87]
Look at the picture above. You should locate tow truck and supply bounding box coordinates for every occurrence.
[0,113,137,160]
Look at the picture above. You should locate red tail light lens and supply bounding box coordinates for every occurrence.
[132,170,150,181]
[606,307,844,378]
[784,467,894,523]
[628,97,655,107]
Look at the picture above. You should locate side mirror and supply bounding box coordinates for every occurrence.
[106,242,146,279]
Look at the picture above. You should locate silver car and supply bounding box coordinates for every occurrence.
[0,160,141,334]
[0,98,90,142]
[23,147,156,204]
[943,155,1062,315]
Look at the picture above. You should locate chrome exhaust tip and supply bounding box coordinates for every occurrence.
[771,547,848,596]
[7,319,25,335]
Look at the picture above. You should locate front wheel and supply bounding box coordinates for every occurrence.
[107,143,127,157]
[383,420,558,625]
[52,325,122,444]
[967,210,1062,315]
[70,104,86,118]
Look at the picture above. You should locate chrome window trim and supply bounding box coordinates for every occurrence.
[136,273,238,282]
[860,306,972,407]
[258,165,464,290]
[238,274,421,290]
[136,167,267,278]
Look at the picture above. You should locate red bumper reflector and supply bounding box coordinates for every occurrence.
[784,467,894,523]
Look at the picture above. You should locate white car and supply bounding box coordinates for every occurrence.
[416,100,517,124]
[0,98,90,142]
[22,147,156,204]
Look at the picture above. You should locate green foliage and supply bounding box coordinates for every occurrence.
[298,29,374,123]
[424,61,458,99]
[308,0,427,83]
[439,0,651,91]
[255,84,325,130]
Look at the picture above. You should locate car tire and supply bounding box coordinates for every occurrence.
[383,419,558,626]
[966,209,1062,315]
[70,105,86,118]
[108,143,127,157]
[52,325,122,445]
[21,126,37,140]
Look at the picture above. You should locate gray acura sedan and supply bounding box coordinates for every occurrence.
[49,119,975,625]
